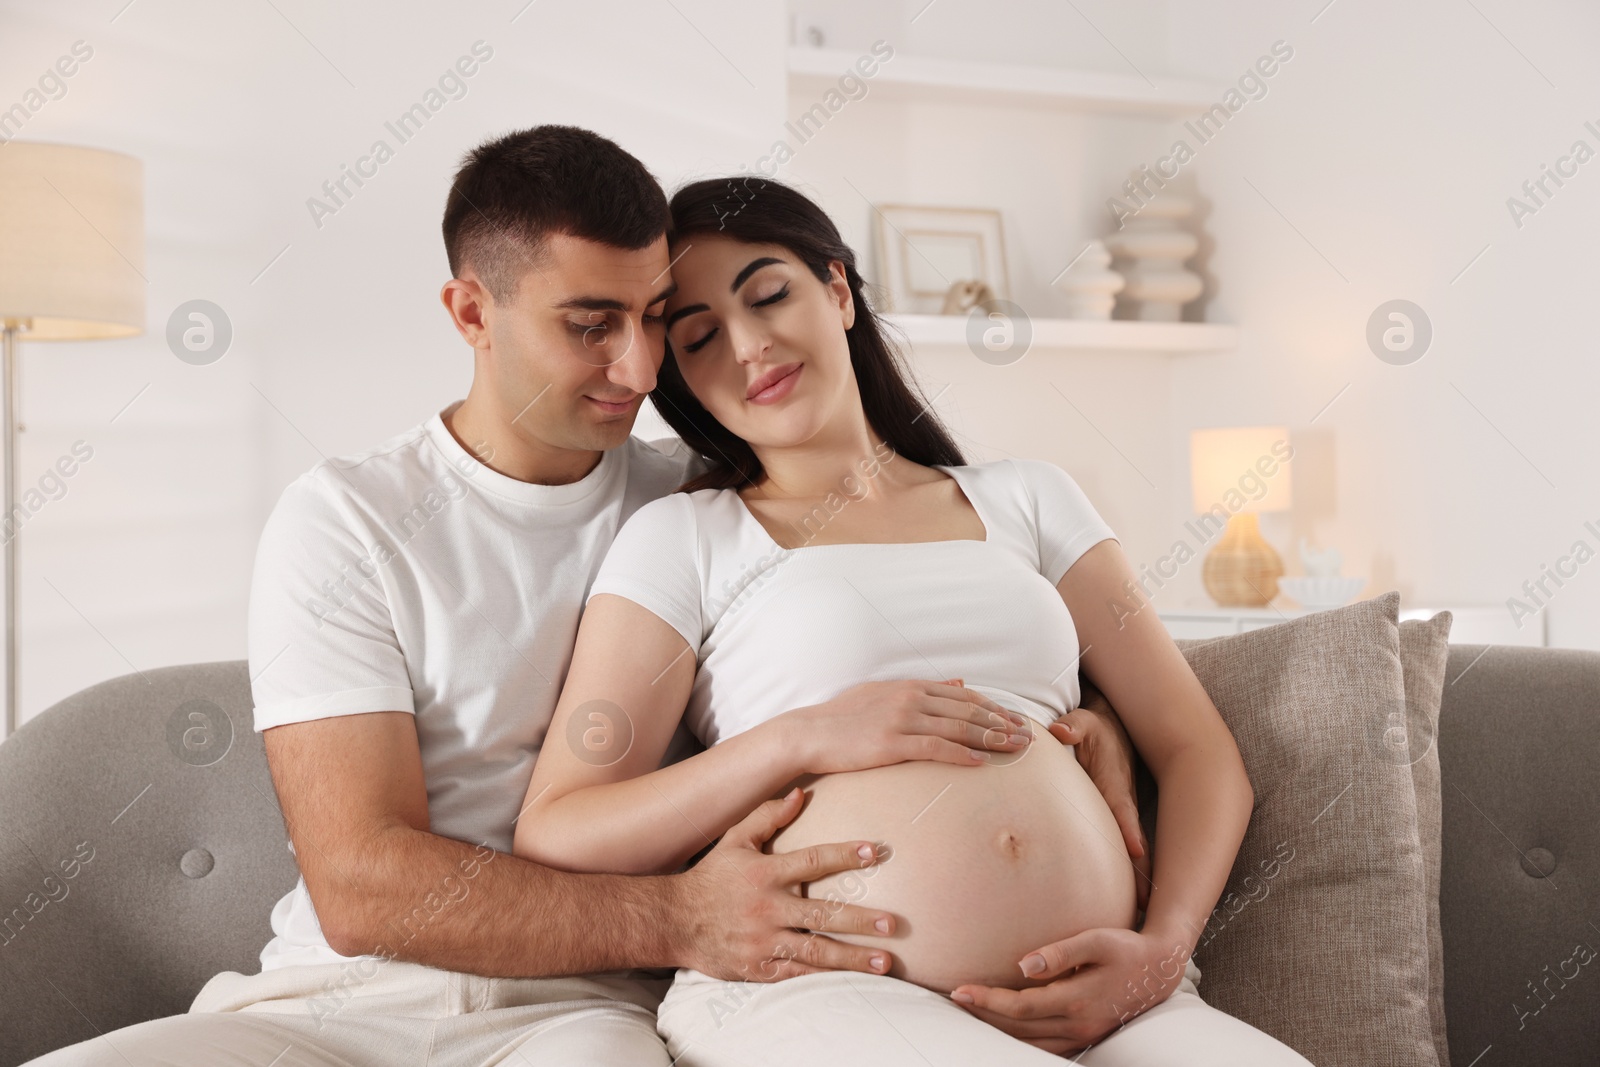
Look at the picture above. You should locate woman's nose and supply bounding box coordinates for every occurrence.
[726,317,770,364]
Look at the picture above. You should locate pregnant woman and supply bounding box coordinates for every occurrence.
[513,178,1312,1066]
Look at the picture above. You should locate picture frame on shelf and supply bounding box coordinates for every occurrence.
[871,204,1009,314]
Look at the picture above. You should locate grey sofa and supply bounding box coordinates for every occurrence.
[1,649,1597,1066]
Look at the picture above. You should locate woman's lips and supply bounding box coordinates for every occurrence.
[747,363,802,405]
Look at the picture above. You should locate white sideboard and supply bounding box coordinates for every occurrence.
[1158,604,1544,647]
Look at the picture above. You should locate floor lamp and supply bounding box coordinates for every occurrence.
[0,142,145,739]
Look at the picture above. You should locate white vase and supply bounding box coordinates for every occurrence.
[1053,239,1124,320]
[1103,184,1203,322]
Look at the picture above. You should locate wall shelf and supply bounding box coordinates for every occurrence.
[787,47,1221,117]
[883,314,1238,355]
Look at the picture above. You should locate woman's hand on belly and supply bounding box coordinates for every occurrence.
[774,678,1035,776]
[948,925,1195,1056]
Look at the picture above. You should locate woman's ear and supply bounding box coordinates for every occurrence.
[827,261,855,331]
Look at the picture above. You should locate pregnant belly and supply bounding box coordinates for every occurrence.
[767,733,1137,993]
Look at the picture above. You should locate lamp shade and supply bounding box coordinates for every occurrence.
[0,141,144,340]
[1190,425,1293,515]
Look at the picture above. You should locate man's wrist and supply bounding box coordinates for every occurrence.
[639,870,695,972]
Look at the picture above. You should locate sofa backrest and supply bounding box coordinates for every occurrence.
[2,648,1597,1067]
[0,661,295,1066]
[1435,644,1599,1067]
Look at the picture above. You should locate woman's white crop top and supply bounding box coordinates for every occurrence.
[587,456,1117,746]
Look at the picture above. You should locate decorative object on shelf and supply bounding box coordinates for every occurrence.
[872,204,1008,314]
[937,279,998,316]
[0,141,145,739]
[1103,179,1203,321]
[1052,239,1124,320]
[1298,537,1343,577]
[1190,426,1293,608]
[1279,538,1366,609]
[788,13,826,48]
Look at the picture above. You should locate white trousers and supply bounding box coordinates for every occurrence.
[24,958,672,1066]
[657,960,1316,1067]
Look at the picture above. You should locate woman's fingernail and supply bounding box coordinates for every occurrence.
[951,990,975,1004]
[874,916,891,933]
[1009,733,1030,745]
[870,954,888,971]
[1020,954,1047,976]
[969,749,987,761]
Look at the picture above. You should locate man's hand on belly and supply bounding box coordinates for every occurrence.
[1047,678,1153,912]
[947,927,1192,1055]
[674,787,899,983]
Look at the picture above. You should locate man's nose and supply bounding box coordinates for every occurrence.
[604,318,659,394]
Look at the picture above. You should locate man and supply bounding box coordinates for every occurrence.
[30,125,1147,1065]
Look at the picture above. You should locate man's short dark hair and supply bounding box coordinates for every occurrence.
[442,125,669,302]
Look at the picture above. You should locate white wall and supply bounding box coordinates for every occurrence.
[0,0,785,727]
[2,0,1594,729]
[1163,0,1600,649]
[783,0,1600,649]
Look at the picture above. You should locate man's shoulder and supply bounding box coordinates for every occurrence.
[267,417,440,533]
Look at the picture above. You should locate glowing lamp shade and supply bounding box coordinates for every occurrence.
[0,142,145,339]
[1189,426,1293,515]
[1189,426,1293,606]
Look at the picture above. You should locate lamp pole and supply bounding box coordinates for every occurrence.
[3,321,17,738]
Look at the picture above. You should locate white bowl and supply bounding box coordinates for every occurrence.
[1279,576,1366,610]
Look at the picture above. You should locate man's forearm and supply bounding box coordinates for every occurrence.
[325,822,686,978]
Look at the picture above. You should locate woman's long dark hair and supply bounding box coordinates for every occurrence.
[650,177,967,493]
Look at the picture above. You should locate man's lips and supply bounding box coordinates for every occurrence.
[586,394,636,413]
[746,363,802,401]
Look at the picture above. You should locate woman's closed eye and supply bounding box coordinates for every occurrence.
[751,284,789,308]
[679,284,791,354]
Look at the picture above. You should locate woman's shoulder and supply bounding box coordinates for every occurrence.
[618,484,748,544]
[944,456,1111,548]
[944,455,1088,501]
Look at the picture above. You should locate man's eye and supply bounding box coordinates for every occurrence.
[569,318,607,334]
[644,312,666,326]
[752,285,789,308]
[682,328,718,354]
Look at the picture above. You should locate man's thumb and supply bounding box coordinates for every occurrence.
[729,786,803,847]
[1047,719,1080,746]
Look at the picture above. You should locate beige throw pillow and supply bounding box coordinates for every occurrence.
[1167,592,1437,1067]
[1397,612,1454,1067]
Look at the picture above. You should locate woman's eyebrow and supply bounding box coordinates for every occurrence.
[665,257,785,329]
[666,303,709,330]
[730,257,783,292]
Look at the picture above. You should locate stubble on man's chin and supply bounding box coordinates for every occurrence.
[562,408,638,454]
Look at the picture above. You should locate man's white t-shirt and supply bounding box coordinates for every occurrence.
[246,398,700,972]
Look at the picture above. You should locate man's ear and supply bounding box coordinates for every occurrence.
[442,272,493,349]
[827,261,855,331]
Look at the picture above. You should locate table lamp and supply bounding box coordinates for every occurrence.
[1190,426,1293,607]
[0,142,145,737]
